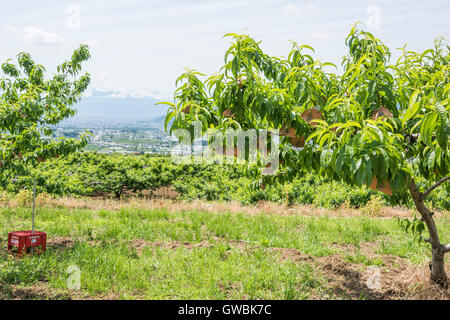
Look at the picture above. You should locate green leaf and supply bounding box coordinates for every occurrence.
[365,158,373,185]
[232,57,239,79]
[420,112,438,146]
[336,121,361,133]
[164,111,176,132]
[356,164,366,186]
[335,149,345,174]
[320,149,329,166]
[436,104,448,150]
[402,90,421,124]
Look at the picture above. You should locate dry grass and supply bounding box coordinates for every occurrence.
[390,263,450,299]
[2,194,447,219]
[329,241,450,299]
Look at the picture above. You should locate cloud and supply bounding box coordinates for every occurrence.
[7,25,64,46]
[108,92,129,98]
[107,88,169,100]
[282,4,301,15]
[87,86,170,100]
[83,87,93,98]
[6,25,16,33]
[84,40,98,48]
[306,2,316,11]
[312,31,329,40]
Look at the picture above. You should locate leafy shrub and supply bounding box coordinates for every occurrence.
[0,152,448,211]
[361,195,385,216]
[15,189,33,207]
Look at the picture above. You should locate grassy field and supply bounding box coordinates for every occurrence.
[0,198,449,300]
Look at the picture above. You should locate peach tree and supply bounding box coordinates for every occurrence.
[0,45,91,178]
[161,25,449,287]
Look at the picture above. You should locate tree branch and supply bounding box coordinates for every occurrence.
[421,176,450,201]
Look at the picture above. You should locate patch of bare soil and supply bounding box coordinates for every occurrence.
[0,282,71,300]
[327,256,448,300]
[146,186,180,199]
[47,236,75,250]
[129,236,268,255]
[0,282,119,300]
[95,185,180,200]
[277,242,450,300]
[126,239,449,300]
[129,238,216,255]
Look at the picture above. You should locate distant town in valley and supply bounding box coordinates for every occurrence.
[54,122,176,154]
[54,90,176,154]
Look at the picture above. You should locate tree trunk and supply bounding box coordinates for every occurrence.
[408,179,448,289]
[115,185,123,200]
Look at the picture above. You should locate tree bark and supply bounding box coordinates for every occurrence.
[408,179,448,289]
[115,185,123,200]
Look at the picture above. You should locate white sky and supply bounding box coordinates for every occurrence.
[0,0,449,100]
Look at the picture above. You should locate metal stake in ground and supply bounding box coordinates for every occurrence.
[31,178,36,253]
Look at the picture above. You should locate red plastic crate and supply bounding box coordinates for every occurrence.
[8,230,47,255]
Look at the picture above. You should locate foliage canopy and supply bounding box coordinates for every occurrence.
[162,24,449,195]
[0,45,92,174]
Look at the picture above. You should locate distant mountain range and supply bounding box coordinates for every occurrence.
[60,90,170,127]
